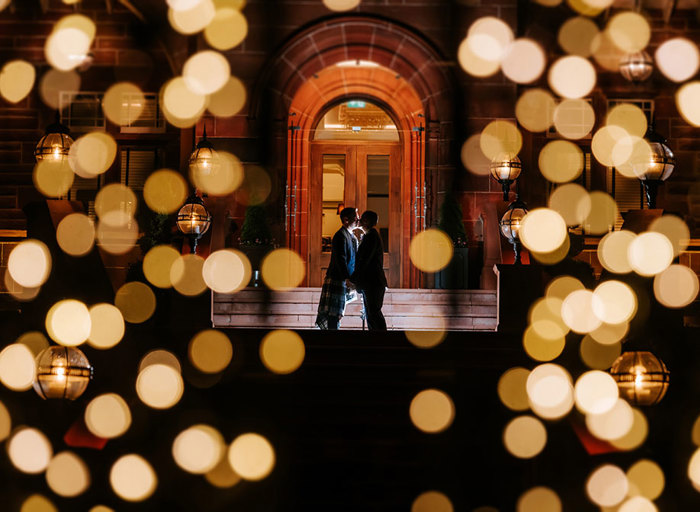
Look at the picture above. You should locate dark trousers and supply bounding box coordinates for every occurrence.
[361,286,387,330]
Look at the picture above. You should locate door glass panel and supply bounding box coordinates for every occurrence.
[322,154,345,252]
[366,155,389,251]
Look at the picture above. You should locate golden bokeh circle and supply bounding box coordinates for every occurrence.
[260,249,306,291]
[45,451,90,497]
[191,151,244,197]
[583,191,618,235]
[409,229,454,273]
[467,16,514,62]
[102,82,145,127]
[139,349,182,374]
[8,240,51,288]
[208,75,247,117]
[586,398,634,441]
[143,170,188,214]
[33,160,74,198]
[655,38,700,83]
[479,120,522,160]
[676,81,700,127]
[538,140,584,183]
[143,245,181,289]
[161,77,208,128]
[650,214,690,257]
[168,0,215,35]
[590,321,629,345]
[228,433,275,481]
[205,455,242,488]
[653,264,699,309]
[574,370,618,415]
[405,329,447,349]
[411,491,454,512]
[561,289,601,334]
[519,208,567,254]
[591,280,637,325]
[626,459,664,500]
[202,249,251,294]
[136,363,184,409]
[586,464,629,507]
[205,6,248,50]
[20,494,57,512]
[95,184,137,226]
[0,60,35,104]
[409,389,455,434]
[548,56,596,99]
[546,275,584,301]
[548,183,591,226]
[610,407,648,451]
[69,132,117,178]
[172,425,225,474]
[503,415,547,459]
[96,220,139,255]
[183,50,231,96]
[189,330,233,374]
[523,325,565,362]
[40,69,80,109]
[0,400,11,441]
[85,393,132,439]
[171,254,208,296]
[501,39,546,84]
[598,230,635,274]
[457,36,501,78]
[628,232,674,277]
[526,363,574,420]
[114,281,157,324]
[553,98,595,139]
[56,213,95,257]
[460,135,491,176]
[45,27,92,72]
[260,330,305,375]
[0,344,36,391]
[580,335,621,369]
[515,89,556,133]
[8,428,53,474]
[558,16,599,57]
[46,299,91,346]
[109,454,157,502]
[497,367,531,411]
[517,486,562,512]
[607,103,647,138]
[235,165,272,205]
[88,303,125,349]
[606,11,650,53]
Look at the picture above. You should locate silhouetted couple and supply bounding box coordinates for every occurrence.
[316,207,387,330]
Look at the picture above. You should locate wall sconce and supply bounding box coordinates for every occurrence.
[188,124,218,176]
[499,198,528,265]
[490,154,521,201]
[177,194,212,254]
[619,51,653,83]
[33,346,93,400]
[609,351,670,406]
[34,112,74,162]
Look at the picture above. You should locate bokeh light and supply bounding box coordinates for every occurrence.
[592,125,630,167]
[606,12,650,53]
[409,389,455,433]
[143,170,188,214]
[114,281,156,323]
[592,280,637,325]
[45,451,90,497]
[529,297,569,339]
[467,16,514,62]
[45,22,93,71]
[526,364,574,420]
[610,407,648,450]
[183,51,230,95]
[173,425,225,474]
[654,264,699,308]
[70,131,117,178]
[171,254,209,296]
[87,303,125,349]
[650,215,690,257]
[598,230,635,274]
[517,486,561,512]
[461,135,491,176]
[411,491,454,512]
[168,0,215,35]
[564,288,610,333]
[586,464,629,507]
[143,245,180,289]
[580,335,622,369]
[140,349,182,374]
[190,151,244,197]
[523,325,565,362]
[548,183,591,226]
[619,496,658,512]
[161,77,208,128]
[109,454,157,502]
[503,415,547,458]
[586,397,634,441]
[260,330,305,375]
[0,400,10,441]
[189,330,233,374]
[548,56,596,99]
[515,89,555,133]
[17,331,48,357]
[136,363,184,409]
[8,427,53,474]
[0,344,36,391]
[457,36,500,77]
[56,213,95,257]
[405,329,447,349]
[95,184,137,227]
[592,28,627,71]
[519,209,567,254]
[235,165,273,205]
[558,16,598,57]
[205,4,248,50]
[479,120,522,161]
[0,60,35,104]
[46,299,91,346]
[574,370,618,414]
[202,249,251,294]
[39,69,80,109]
[607,103,647,138]
[676,82,700,127]
[20,494,57,512]
[501,39,546,84]
[627,459,664,500]
[85,393,131,439]
[628,232,674,276]
[96,220,138,255]
[102,82,145,127]
[546,275,584,301]
[655,38,700,82]
[207,75,247,117]
[590,321,629,345]
[8,240,51,289]
[583,191,618,235]
[228,433,275,481]
[323,0,360,11]
[260,249,306,290]
[498,367,530,411]
[553,99,595,139]
[205,455,242,488]
[538,140,584,183]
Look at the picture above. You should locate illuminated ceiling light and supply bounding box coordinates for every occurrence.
[35,112,74,162]
[176,194,212,254]
[490,154,522,201]
[640,125,674,209]
[33,346,92,400]
[500,198,528,265]
[619,51,653,83]
[609,351,670,406]
[335,59,380,67]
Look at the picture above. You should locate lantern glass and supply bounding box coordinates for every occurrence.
[610,351,670,406]
[500,205,527,242]
[177,201,211,237]
[490,155,522,182]
[641,141,675,182]
[34,132,74,162]
[188,146,219,176]
[33,346,92,400]
[619,51,653,83]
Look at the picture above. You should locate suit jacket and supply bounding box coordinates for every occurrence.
[350,227,387,290]
[326,227,356,280]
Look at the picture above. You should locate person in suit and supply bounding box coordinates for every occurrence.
[350,210,388,330]
[316,207,359,330]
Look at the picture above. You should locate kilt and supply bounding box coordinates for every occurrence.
[315,277,347,329]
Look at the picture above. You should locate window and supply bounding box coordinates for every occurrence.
[60,92,106,132]
[120,148,158,191]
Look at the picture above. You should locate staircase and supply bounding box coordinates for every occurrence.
[213,287,497,331]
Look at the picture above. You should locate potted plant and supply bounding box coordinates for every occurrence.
[239,204,274,285]
[435,193,469,289]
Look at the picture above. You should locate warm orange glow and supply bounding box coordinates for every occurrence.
[109,454,157,502]
[45,451,90,497]
[655,38,700,82]
[228,433,275,481]
[205,455,241,488]
[607,103,647,138]
[95,184,137,227]
[592,280,637,325]
[654,264,699,309]
[171,254,208,296]
[574,370,618,414]
[143,170,188,214]
[8,240,51,289]
[0,344,36,391]
[606,12,650,53]
[627,459,664,500]
[189,330,233,374]
[610,407,648,451]
[183,51,230,95]
[39,69,80,109]
[558,16,598,57]
[553,98,595,139]
[546,275,584,301]
[115,282,157,323]
[409,229,453,273]
[586,398,634,441]
[205,6,248,50]
[517,486,562,512]
[598,230,635,274]
[136,363,184,409]
[168,0,215,34]
[102,83,145,126]
[8,428,53,474]
[498,367,530,411]
[548,183,591,226]
[583,191,618,235]
[260,249,306,290]
[172,425,225,474]
[143,245,180,289]
[561,289,601,334]
[503,415,547,458]
[526,363,574,420]
[480,120,522,160]
[202,249,251,294]
[88,303,125,349]
[580,335,621,370]
[405,329,447,349]
[677,81,700,127]
[523,325,565,362]
[0,60,35,104]
[501,39,546,84]
[586,464,628,507]
[33,159,74,198]
[411,491,454,512]
[538,140,584,183]
[409,389,455,433]
[208,76,247,117]
[56,213,95,257]
[190,151,244,197]
[46,299,91,346]
[650,215,690,257]
[548,56,596,99]
[85,393,131,439]
[161,77,208,128]
[260,330,305,375]
[519,209,567,254]
[20,494,57,512]
[515,89,555,133]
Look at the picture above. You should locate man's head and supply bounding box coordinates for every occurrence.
[339,207,359,228]
[359,210,378,230]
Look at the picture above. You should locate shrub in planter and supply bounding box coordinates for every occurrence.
[435,193,469,289]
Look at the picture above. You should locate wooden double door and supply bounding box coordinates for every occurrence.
[309,141,401,287]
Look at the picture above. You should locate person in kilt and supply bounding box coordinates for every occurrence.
[316,207,359,329]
